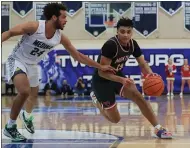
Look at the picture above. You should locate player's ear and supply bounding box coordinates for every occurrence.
[52,15,57,21]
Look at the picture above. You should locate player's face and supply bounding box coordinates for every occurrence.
[117,26,133,44]
[55,10,67,30]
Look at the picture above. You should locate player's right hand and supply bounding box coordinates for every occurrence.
[145,73,161,78]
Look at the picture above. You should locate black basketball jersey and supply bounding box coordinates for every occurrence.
[96,35,142,74]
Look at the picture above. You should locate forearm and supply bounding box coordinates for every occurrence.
[98,71,123,84]
[2,31,11,42]
[77,52,101,69]
[139,62,153,74]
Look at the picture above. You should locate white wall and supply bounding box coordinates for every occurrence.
[2,1,190,41]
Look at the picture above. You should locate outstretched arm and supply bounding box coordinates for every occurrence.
[60,34,116,73]
[2,21,38,42]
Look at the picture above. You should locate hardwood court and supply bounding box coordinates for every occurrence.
[1,95,190,148]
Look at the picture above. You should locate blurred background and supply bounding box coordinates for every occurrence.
[1,1,190,96]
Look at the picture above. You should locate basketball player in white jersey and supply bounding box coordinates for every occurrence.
[2,3,116,142]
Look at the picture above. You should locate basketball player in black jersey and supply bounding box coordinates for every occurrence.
[90,18,172,139]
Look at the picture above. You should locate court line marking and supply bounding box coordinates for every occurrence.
[2,143,112,144]
[2,143,190,145]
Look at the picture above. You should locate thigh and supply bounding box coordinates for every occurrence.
[104,104,120,123]
[170,80,174,85]
[13,73,30,94]
[92,78,116,109]
[167,80,171,84]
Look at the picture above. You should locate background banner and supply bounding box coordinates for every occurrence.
[38,49,190,94]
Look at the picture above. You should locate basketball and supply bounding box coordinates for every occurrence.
[143,75,164,96]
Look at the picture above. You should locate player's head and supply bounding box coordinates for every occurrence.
[184,59,188,65]
[116,17,133,44]
[43,3,67,30]
[168,58,173,64]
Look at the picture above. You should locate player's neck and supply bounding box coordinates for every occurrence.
[45,21,56,39]
[116,36,130,46]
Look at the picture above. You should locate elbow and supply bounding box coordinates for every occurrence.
[7,30,15,38]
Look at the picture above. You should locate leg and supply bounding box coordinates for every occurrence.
[19,86,38,134]
[4,73,30,141]
[20,69,39,134]
[11,74,31,120]
[180,79,185,95]
[91,79,121,123]
[170,80,174,95]
[25,86,39,114]
[121,83,172,138]
[90,92,120,123]
[122,83,158,126]
[187,79,190,90]
[167,79,171,95]
[103,106,120,123]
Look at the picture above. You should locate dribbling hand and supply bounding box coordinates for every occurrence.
[145,73,161,79]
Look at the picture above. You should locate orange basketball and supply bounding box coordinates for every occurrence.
[143,76,164,96]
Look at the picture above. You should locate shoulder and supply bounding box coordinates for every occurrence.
[103,37,117,46]
[27,21,39,30]
[25,21,39,35]
[131,39,139,47]
[101,37,117,50]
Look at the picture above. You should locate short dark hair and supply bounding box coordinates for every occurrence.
[116,17,133,29]
[43,3,67,20]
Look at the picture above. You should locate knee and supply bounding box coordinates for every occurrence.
[19,88,30,98]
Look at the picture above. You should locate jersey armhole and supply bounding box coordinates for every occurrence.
[131,39,134,53]
[109,39,118,59]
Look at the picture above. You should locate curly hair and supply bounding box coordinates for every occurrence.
[116,17,133,29]
[43,3,67,20]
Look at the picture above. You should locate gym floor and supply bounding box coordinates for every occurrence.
[1,95,190,148]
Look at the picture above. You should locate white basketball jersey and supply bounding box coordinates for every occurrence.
[11,20,61,64]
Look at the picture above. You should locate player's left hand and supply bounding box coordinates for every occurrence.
[100,65,117,74]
